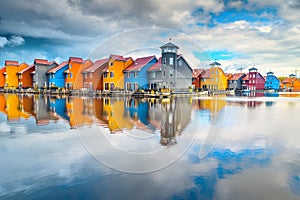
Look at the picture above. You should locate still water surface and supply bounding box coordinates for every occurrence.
[0,93,300,199]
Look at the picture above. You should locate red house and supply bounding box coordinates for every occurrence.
[192,68,204,90]
[242,67,265,91]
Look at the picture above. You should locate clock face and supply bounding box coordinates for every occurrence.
[178,60,183,66]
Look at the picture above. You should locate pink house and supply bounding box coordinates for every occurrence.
[242,67,265,91]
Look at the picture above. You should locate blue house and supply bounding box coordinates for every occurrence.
[124,55,157,91]
[47,61,69,88]
[49,97,69,121]
[264,71,280,90]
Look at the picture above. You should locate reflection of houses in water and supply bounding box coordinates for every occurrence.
[102,98,133,132]
[33,95,58,125]
[148,97,192,146]
[66,97,93,128]
[0,94,6,114]
[49,96,69,121]
[192,97,226,116]
[4,94,31,121]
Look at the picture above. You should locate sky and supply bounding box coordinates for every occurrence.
[0,0,300,76]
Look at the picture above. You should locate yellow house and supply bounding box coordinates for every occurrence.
[103,55,134,91]
[5,94,30,121]
[4,61,28,89]
[199,62,227,91]
[102,98,133,132]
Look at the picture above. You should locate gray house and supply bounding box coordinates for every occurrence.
[32,59,58,89]
[228,73,246,91]
[147,42,193,92]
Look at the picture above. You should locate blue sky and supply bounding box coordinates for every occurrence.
[0,0,300,76]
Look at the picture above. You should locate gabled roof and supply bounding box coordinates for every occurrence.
[47,61,68,74]
[266,71,274,75]
[148,57,162,71]
[289,74,296,77]
[160,42,179,49]
[192,68,204,78]
[69,57,83,63]
[209,61,221,66]
[124,55,156,72]
[5,60,19,66]
[34,59,49,65]
[110,54,127,61]
[200,69,211,78]
[17,65,34,74]
[82,58,109,73]
[229,73,245,81]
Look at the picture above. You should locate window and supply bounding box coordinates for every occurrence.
[211,70,214,74]
[110,62,113,66]
[69,64,72,68]
[104,83,109,90]
[134,82,138,90]
[134,72,137,78]
[84,73,87,79]
[127,72,130,78]
[201,78,206,82]
[170,69,173,77]
[110,83,114,90]
[216,70,218,75]
[52,74,55,79]
[216,77,218,82]
[149,72,155,78]
[89,73,92,78]
[104,72,108,78]
[110,72,114,78]
[163,57,166,64]
[70,73,73,78]
[170,57,174,65]
[126,82,132,91]
[163,70,166,77]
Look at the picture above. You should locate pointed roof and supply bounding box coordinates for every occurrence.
[229,73,246,81]
[282,77,298,84]
[110,54,127,61]
[266,71,274,75]
[249,67,257,71]
[82,58,109,73]
[242,74,249,81]
[69,57,83,63]
[17,65,34,74]
[124,55,156,72]
[5,60,19,66]
[148,57,162,71]
[289,74,296,77]
[192,68,204,78]
[209,61,221,66]
[47,61,68,74]
[34,59,49,65]
[160,42,179,49]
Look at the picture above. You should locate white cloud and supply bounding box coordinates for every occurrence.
[0,37,8,48]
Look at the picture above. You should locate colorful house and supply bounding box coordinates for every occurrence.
[148,42,192,92]
[242,67,265,91]
[282,74,300,91]
[4,61,29,89]
[124,55,157,91]
[228,73,246,91]
[103,55,134,91]
[32,59,58,89]
[199,69,211,90]
[17,65,35,89]
[47,61,69,88]
[0,67,6,88]
[82,58,108,90]
[264,71,280,91]
[208,61,228,91]
[192,68,204,90]
[64,57,93,90]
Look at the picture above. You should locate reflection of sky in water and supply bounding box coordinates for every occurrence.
[0,95,300,199]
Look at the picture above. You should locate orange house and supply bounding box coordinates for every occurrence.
[82,58,108,90]
[103,55,134,91]
[17,65,34,88]
[282,74,300,91]
[4,61,28,89]
[64,57,93,90]
[0,67,6,88]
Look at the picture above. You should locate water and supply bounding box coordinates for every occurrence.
[0,93,300,200]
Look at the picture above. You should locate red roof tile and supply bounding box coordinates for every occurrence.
[110,54,126,61]
[82,58,109,73]
[47,61,68,74]
[229,73,246,81]
[148,57,162,71]
[17,65,34,74]
[5,60,19,66]
[34,59,49,65]
[192,68,204,78]
[124,55,156,71]
[200,69,211,78]
[69,57,83,63]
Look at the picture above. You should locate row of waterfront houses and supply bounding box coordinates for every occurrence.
[1,41,299,93]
